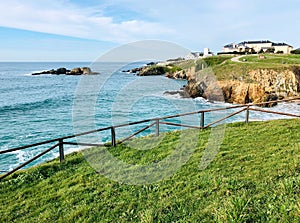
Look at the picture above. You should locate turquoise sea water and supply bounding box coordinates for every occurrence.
[0,62,298,172]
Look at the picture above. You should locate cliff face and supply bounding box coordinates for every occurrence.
[248,69,299,96]
[182,67,300,106]
[217,81,277,105]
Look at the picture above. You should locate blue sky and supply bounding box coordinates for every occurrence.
[0,0,299,61]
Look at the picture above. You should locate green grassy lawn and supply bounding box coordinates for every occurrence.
[239,54,300,65]
[173,54,300,82]
[1,119,300,222]
[203,54,300,81]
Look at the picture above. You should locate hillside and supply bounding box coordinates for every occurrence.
[1,119,300,222]
[212,54,300,81]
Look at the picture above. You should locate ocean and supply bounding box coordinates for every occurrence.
[0,62,298,172]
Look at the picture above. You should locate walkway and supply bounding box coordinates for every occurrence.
[231,55,245,63]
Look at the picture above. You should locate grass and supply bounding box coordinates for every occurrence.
[173,54,300,81]
[239,54,300,65]
[1,119,300,222]
[199,54,300,81]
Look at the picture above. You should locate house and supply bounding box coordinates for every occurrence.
[185,48,214,60]
[223,40,293,54]
[185,52,203,60]
[203,48,214,57]
[272,43,293,54]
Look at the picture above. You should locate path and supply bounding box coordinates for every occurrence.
[231,55,245,63]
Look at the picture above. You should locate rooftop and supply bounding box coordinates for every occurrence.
[239,40,273,45]
[272,42,292,47]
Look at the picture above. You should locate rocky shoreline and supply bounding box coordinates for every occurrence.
[32,67,99,76]
[125,61,300,107]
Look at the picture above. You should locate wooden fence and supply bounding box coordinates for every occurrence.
[0,97,299,181]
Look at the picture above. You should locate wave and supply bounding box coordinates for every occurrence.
[0,97,72,114]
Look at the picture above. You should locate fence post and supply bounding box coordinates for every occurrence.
[156,119,160,136]
[245,106,250,123]
[200,112,205,129]
[59,139,64,162]
[111,127,116,147]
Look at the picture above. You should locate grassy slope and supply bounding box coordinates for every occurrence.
[217,54,300,81]
[1,119,300,222]
[178,54,300,82]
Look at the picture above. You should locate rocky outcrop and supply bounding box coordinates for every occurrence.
[56,68,67,74]
[32,67,99,76]
[124,63,183,77]
[183,67,300,106]
[138,66,166,76]
[122,62,158,74]
[165,66,197,81]
[32,68,68,75]
[218,81,278,106]
[248,68,299,97]
[165,70,187,79]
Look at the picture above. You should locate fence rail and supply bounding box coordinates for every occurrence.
[0,97,299,181]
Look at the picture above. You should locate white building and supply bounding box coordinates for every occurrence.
[223,40,293,54]
[185,48,214,60]
[185,52,203,60]
[204,48,214,57]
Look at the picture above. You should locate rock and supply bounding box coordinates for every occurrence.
[248,69,300,97]
[164,90,190,98]
[146,62,155,66]
[81,67,92,75]
[166,70,187,79]
[32,67,98,76]
[181,67,300,106]
[130,67,143,73]
[138,66,166,76]
[32,70,49,75]
[68,67,83,75]
[184,79,207,98]
[56,68,68,75]
[218,81,266,104]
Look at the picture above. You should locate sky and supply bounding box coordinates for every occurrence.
[0,0,299,61]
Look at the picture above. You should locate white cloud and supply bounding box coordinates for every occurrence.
[0,0,173,43]
[0,0,299,52]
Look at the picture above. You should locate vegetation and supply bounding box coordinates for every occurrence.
[237,54,300,65]
[291,49,300,54]
[164,64,182,73]
[201,56,234,67]
[140,64,182,75]
[1,119,300,222]
[181,54,300,81]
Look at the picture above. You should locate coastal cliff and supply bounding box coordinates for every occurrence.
[183,67,300,105]
[125,55,300,106]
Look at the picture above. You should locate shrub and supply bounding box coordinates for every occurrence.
[291,49,300,54]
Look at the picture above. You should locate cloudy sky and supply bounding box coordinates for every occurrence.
[0,0,299,61]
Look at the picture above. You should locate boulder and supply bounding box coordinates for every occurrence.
[164,90,190,98]
[166,70,187,79]
[49,69,57,74]
[56,68,68,75]
[68,68,83,75]
[81,67,92,75]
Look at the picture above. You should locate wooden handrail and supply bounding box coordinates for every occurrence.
[0,97,299,181]
[248,108,300,118]
[0,143,59,181]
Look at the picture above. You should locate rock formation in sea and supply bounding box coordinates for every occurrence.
[32,67,99,76]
